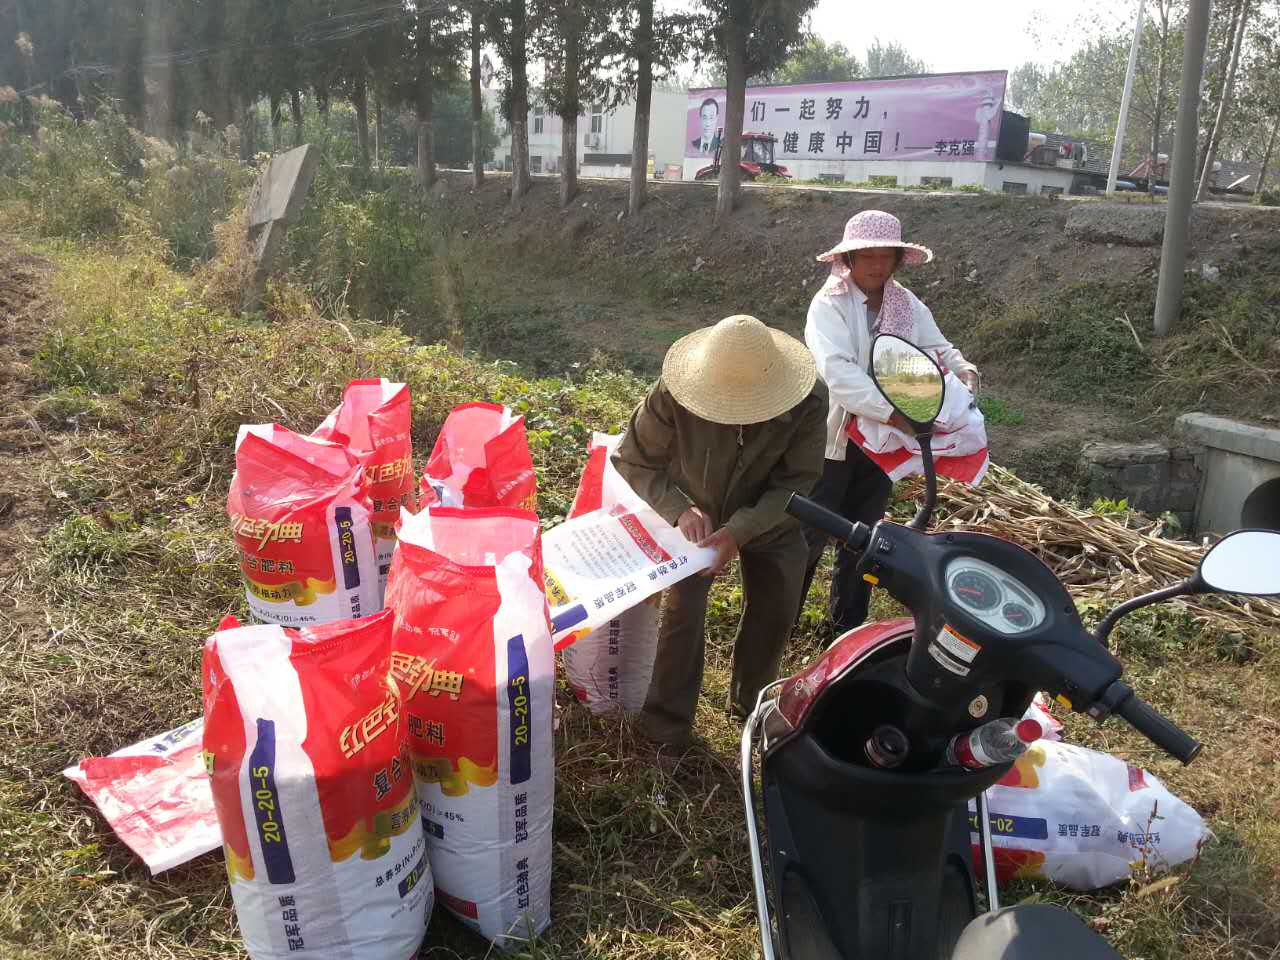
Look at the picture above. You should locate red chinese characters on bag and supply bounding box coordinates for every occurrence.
[385,506,554,945]
[419,403,537,512]
[228,424,380,627]
[202,610,431,959]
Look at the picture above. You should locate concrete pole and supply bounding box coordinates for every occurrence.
[1108,0,1146,195]
[1154,0,1213,337]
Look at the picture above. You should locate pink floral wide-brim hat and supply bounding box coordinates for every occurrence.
[816,210,933,266]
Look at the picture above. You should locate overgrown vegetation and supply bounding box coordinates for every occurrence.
[3,105,1280,960]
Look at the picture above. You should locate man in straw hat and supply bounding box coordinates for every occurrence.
[800,209,979,637]
[613,315,827,746]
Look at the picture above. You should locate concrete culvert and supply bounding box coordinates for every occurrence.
[1241,477,1280,531]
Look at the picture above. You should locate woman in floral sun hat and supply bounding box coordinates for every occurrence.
[798,209,979,636]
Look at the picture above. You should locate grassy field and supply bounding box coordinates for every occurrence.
[0,237,1277,960]
[1,112,1278,960]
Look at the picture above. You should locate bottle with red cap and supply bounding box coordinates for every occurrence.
[944,717,1042,770]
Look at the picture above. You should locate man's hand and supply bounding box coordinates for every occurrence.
[699,527,739,577]
[677,506,713,544]
[959,369,980,396]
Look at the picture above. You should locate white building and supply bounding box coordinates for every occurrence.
[491,87,687,179]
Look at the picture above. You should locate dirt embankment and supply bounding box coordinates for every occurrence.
[425,175,1279,498]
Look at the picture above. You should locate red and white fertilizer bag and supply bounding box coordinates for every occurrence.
[202,610,431,960]
[419,402,537,512]
[849,373,990,486]
[385,506,553,947]
[969,739,1209,891]
[229,424,381,627]
[557,434,670,712]
[543,433,715,652]
[313,378,415,603]
[63,717,221,873]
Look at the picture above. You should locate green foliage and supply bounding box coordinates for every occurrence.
[768,36,862,84]
[1090,496,1131,516]
[0,104,248,263]
[976,395,1025,425]
[863,38,928,78]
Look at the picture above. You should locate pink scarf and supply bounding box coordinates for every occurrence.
[828,263,915,339]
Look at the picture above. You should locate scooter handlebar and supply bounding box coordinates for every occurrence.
[785,494,871,551]
[1114,690,1202,765]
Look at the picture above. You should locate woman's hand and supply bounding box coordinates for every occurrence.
[888,411,916,434]
[677,506,713,544]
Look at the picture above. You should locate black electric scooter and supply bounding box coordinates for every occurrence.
[741,334,1280,960]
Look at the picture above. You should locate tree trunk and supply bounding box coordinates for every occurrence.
[1197,0,1242,178]
[239,99,257,162]
[470,7,485,187]
[415,17,436,189]
[270,91,284,153]
[353,75,371,167]
[375,91,384,166]
[1149,7,1170,192]
[1196,0,1249,201]
[316,81,330,118]
[628,0,654,217]
[509,0,531,205]
[560,11,581,207]
[715,12,747,222]
[290,90,303,145]
[1256,114,1279,195]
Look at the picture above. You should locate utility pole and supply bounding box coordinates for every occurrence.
[1108,0,1146,195]
[1154,0,1213,337]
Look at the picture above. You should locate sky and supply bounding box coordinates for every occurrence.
[805,0,1104,75]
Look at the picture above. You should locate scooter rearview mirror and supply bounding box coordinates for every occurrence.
[1195,529,1280,596]
[870,335,946,429]
[870,335,944,531]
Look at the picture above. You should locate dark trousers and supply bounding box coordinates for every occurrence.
[799,448,893,634]
[639,523,808,745]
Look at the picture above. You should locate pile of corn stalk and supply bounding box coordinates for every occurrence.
[912,465,1280,648]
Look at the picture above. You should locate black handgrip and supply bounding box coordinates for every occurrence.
[785,494,869,550]
[1115,693,1203,765]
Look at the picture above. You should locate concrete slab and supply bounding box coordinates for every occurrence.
[241,145,320,312]
[246,145,319,228]
[1175,413,1280,464]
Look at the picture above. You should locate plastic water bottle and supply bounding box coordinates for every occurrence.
[944,717,1042,770]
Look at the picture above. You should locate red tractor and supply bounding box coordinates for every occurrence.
[694,132,792,181]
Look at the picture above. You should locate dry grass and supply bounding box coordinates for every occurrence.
[0,240,1277,960]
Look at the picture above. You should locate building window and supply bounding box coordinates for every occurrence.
[1002,181,1028,194]
[816,173,845,183]
[529,154,542,173]
[533,105,544,135]
[590,104,603,134]
[920,176,953,188]
[1040,184,1065,195]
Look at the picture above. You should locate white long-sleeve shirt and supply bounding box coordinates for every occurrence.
[805,277,976,460]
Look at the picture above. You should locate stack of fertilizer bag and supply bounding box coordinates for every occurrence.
[548,433,716,713]
[203,378,435,960]
[387,401,555,948]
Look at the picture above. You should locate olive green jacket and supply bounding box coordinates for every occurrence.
[611,378,828,547]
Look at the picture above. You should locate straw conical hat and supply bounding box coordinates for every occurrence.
[662,315,817,425]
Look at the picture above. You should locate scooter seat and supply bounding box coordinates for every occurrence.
[951,904,1122,960]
